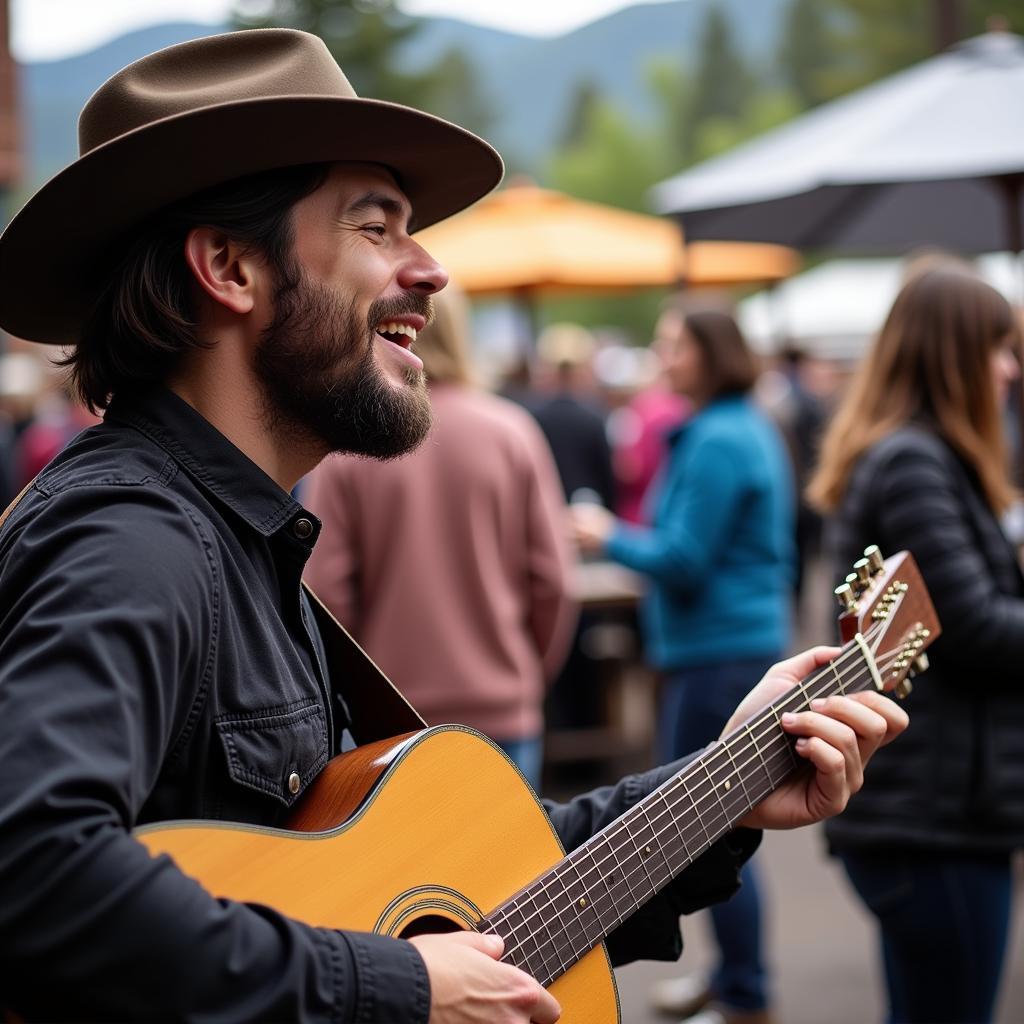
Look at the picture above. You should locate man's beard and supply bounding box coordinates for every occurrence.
[253,266,433,460]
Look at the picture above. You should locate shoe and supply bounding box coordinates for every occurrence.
[680,1004,775,1024]
[649,973,712,1017]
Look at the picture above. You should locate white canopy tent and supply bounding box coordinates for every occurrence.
[738,255,1020,360]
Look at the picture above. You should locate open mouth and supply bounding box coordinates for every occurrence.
[375,321,418,348]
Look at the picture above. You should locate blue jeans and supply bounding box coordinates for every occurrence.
[663,654,780,1013]
[839,849,1013,1024]
[495,734,543,793]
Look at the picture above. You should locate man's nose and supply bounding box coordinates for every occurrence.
[397,242,449,294]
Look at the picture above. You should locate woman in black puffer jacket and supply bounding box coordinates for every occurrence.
[808,259,1024,1024]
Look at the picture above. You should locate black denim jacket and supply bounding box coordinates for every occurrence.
[0,388,757,1021]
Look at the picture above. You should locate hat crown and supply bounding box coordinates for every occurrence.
[78,29,356,157]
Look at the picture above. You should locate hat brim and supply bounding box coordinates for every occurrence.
[0,95,503,344]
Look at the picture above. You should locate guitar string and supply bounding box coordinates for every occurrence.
[486,618,892,947]
[491,640,905,977]
[486,631,908,972]
[502,632,909,967]
[497,739,803,980]
[482,628,887,957]
[522,635,908,977]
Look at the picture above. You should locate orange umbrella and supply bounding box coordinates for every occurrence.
[684,239,801,288]
[415,184,799,296]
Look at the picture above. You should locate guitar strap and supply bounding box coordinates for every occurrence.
[0,480,426,745]
[302,582,426,742]
[0,480,32,532]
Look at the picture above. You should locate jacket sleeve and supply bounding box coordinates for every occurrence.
[519,416,579,680]
[605,434,747,594]
[542,758,760,966]
[303,460,363,635]
[0,485,429,1023]
[868,435,1024,676]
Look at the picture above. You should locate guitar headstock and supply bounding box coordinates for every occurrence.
[834,547,941,699]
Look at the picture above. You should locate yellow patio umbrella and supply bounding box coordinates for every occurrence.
[414,183,799,296]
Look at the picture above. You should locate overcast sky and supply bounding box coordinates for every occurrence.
[11,0,679,61]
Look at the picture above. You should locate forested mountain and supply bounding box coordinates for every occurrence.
[19,1,787,182]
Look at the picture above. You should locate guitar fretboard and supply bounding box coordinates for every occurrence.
[477,636,885,987]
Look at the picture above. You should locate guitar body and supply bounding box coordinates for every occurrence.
[136,726,620,1022]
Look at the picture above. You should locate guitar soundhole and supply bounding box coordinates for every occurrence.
[398,914,465,939]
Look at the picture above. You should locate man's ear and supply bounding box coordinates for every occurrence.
[184,226,262,315]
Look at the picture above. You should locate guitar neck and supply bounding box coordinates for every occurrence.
[478,637,880,987]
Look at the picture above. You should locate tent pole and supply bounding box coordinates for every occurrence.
[995,173,1024,303]
[996,173,1024,485]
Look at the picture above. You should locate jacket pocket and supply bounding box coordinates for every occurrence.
[215,698,329,808]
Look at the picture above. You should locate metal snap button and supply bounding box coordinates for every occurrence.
[293,518,314,540]
[288,771,301,795]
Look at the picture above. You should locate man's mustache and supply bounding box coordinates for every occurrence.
[367,295,435,332]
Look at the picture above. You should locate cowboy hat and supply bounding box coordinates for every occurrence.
[0,28,504,345]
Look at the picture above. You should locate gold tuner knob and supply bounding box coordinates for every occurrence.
[854,558,872,587]
[835,583,857,612]
[912,653,930,674]
[894,678,914,700]
[865,545,885,575]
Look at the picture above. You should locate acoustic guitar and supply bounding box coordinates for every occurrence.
[137,547,938,1023]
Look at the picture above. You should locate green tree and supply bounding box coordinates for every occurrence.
[559,80,603,150]
[777,0,839,107]
[547,98,673,213]
[689,6,753,126]
[543,97,679,340]
[689,89,802,163]
[232,0,491,134]
[819,0,1024,101]
[646,58,693,169]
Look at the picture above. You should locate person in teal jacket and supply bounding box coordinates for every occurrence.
[572,305,795,1024]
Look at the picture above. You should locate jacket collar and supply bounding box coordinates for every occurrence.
[106,387,305,537]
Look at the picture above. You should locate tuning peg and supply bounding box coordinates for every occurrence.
[854,558,872,588]
[894,677,913,700]
[834,582,857,612]
[912,653,930,675]
[864,545,885,575]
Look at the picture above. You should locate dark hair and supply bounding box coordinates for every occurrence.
[64,163,330,411]
[678,307,759,400]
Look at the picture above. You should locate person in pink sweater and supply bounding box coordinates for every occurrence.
[303,288,578,788]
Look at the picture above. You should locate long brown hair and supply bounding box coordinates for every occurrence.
[808,260,1019,514]
[65,163,330,411]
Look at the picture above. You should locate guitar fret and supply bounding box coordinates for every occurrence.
[512,883,561,980]
[686,767,717,847]
[831,660,848,695]
[722,736,754,810]
[606,831,642,913]
[619,807,660,900]
[626,803,674,892]
[584,841,626,935]
[769,705,800,770]
[657,788,692,866]
[534,875,573,977]
[492,900,547,978]
[599,834,638,925]
[563,854,603,950]
[745,723,774,794]
[701,757,734,835]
